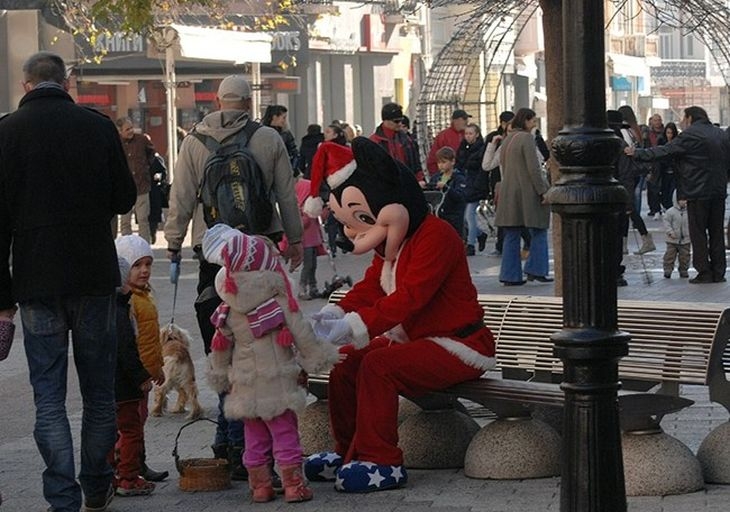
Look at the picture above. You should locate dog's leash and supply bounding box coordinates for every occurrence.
[170,258,181,324]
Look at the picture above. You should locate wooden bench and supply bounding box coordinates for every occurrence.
[317,292,730,424]
[302,291,730,494]
[454,295,730,427]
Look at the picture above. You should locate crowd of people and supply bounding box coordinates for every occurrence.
[352,101,730,289]
[3,49,730,511]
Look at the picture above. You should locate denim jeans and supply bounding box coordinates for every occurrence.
[633,175,645,215]
[499,228,524,282]
[523,228,549,278]
[499,227,549,282]
[20,295,117,512]
[214,392,245,448]
[464,202,483,246]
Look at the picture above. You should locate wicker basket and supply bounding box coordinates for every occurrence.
[173,418,231,492]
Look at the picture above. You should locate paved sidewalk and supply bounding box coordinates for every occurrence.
[1,216,730,511]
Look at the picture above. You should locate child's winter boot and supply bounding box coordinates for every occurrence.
[247,465,276,503]
[281,463,313,502]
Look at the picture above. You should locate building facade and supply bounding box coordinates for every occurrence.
[0,2,425,161]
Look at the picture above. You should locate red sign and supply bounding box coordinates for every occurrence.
[76,94,111,105]
[268,77,301,94]
[195,91,217,102]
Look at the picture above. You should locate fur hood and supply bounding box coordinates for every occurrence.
[214,267,289,314]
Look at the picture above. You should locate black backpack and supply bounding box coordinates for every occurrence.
[194,120,273,234]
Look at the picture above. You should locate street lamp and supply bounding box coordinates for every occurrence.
[548,0,631,510]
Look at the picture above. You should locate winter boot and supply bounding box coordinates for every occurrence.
[280,463,313,503]
[140,462,169,483]
[247,465,275,503]
[634,233,656,255]
[211,443,228,461]
[477,233,488,252]
[622,237,628,255]
[140,450,169,482]
[228,445,248,481]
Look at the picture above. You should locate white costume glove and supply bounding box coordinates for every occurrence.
[311,310,342,323]
[311,306,345,338]
[315,318,354,346]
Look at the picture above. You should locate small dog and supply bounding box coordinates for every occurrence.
[151,323,203,420]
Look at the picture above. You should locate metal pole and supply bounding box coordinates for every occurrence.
[165,44,177,178]
[548,0,630,510]
[251,62,261,120]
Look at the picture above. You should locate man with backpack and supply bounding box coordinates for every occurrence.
[164,75,303,479]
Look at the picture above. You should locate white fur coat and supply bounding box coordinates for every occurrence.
[206,268,340,421]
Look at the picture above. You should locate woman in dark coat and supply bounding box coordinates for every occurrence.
[457,123,488,254]
[494,108,551,285]
[658,122,679,209]
[262,105,300,176]
[299,124,324,179]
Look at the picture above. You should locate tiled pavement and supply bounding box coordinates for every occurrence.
[2,213,730,511]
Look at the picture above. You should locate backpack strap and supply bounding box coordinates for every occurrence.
[191,131,220,153]
[242,119,261,143]
[221,119,261,147]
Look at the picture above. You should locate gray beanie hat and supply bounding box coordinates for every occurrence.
[115,234,153,266]
[117,256,131,287]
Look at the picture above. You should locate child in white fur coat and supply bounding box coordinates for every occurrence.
[202,224,340,503]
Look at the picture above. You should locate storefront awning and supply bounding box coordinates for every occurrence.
[144,24,273,175]
[157,24,272,65]
[606,53,648,77]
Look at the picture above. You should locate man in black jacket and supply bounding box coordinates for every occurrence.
[299,124,324,178]
[370,103,424,184]
[0,51,136,512]
[626,106,730,283]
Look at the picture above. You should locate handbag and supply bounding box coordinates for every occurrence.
[0,318,15,361]
[158,181,171,209]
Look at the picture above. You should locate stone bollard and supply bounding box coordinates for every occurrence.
[464,417,561,479]
[398,408,480,469]
[622,431,704,496]
[697,421,730,483]
[299,400,334,455]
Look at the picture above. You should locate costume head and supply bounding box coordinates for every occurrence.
[303,137,428,261]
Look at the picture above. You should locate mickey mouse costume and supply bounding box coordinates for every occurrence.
[305,138,496,493]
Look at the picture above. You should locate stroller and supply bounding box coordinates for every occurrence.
[315,215,353,299]
[423,188,444,216]
[475,198,497,240]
